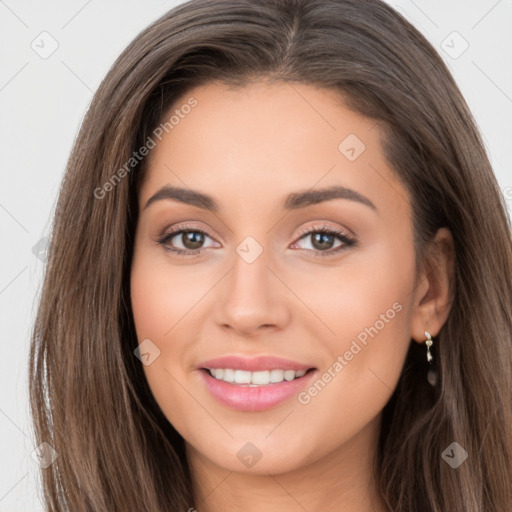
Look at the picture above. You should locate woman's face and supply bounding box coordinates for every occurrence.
[131,81,422,474]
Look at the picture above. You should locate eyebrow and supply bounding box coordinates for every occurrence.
[143,184,376,212]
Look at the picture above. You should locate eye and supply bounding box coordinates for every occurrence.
[156,223,356,257]
[291,225,356,256]
[156,224,219,255]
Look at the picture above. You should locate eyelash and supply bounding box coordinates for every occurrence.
[156,223,356,257]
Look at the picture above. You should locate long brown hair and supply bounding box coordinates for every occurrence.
[29,0,512,510]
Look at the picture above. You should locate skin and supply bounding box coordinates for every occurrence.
[130,81,454,512]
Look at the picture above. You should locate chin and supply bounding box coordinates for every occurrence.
[188,432,318,475]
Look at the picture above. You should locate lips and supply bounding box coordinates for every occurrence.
[196,355,317,411]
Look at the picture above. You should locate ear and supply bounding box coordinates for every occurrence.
[411,227,455,343]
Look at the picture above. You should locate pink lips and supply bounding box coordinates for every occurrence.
[197,355,317,412]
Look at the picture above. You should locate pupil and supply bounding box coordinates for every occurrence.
[312,232,333,250]
[184,231,204,249]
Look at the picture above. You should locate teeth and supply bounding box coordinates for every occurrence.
[208,368,308,385]
[270,369,284,383]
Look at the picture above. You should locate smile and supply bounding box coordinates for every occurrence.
[197,356,317,411]
[206,368,308,386]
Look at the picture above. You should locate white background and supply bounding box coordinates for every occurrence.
[1,1,511,510]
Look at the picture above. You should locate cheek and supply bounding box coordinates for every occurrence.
[130,255,200,435]
[298,240,416,413]
[290,236,415,351]
[130,249,222,425]
[131,266,172,340]
[130,253,207,341]
[130,256,198,387]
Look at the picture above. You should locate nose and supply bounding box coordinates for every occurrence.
[214,245,291,336]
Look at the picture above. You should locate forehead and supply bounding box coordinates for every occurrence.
[139,81,409,220]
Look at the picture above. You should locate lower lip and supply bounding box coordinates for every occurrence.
[199,369,317,412]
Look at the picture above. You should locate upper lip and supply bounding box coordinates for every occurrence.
[197,355,315,372]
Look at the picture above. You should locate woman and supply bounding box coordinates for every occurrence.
[29,0,512,510]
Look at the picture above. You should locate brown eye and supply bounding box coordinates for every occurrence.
[177,231,205,250]
[310,232,336,251]
[292,226,356,257]
[157,226,219,255]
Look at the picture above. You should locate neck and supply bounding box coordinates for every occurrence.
[186,415,389,512]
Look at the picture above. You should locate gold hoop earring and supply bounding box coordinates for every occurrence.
[424,330,433,363]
